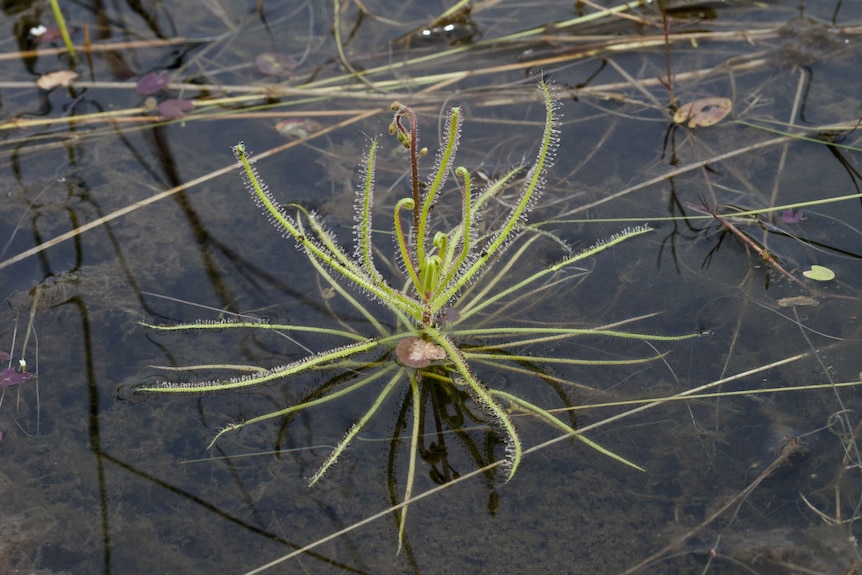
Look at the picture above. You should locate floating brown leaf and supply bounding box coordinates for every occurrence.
[255,52,297,76]
[275,118,322,139]
[674,97,732,128]
[37,70,78,90]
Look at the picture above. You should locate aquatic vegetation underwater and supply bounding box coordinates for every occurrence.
[134,80,700,544]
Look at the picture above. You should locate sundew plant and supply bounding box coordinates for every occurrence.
[136,81,699,542]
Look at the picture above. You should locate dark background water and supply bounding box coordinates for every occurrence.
[0,1,861,573]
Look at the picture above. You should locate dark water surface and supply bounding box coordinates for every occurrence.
[1,1,861,573]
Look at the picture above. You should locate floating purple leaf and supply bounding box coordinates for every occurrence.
[136,72,172,96]
[255,52,297,76]
[0,367,31,389]
[781,209,804,224]
[157,98,194,119]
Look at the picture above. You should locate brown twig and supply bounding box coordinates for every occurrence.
[694,199,809,290]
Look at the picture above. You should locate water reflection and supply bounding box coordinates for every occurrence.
[0,0,861,573]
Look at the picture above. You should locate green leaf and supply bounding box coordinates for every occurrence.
[802,264,835,281]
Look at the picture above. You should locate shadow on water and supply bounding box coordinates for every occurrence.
[1,0,862,573]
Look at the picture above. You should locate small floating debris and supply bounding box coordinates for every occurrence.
[158,98,194,119]
[37,70,78,90]
[136,72,171,96]
[255,52,297,77]
[781,209,804,224]
[674,97,732,128]
[776,296,819,307]
[275,118,322,139]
